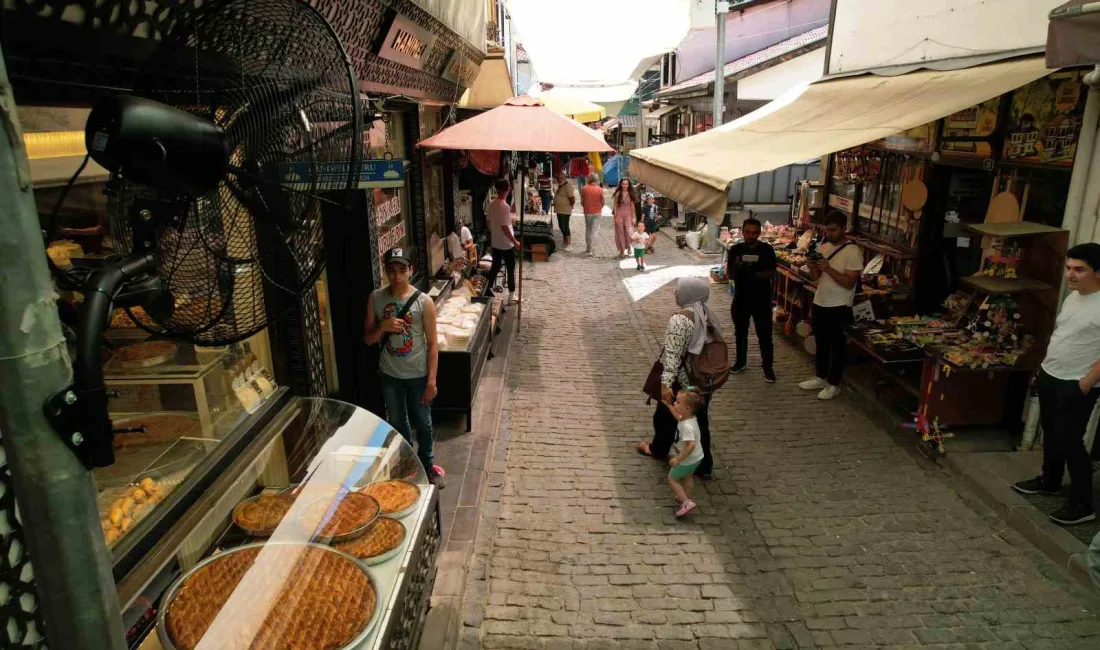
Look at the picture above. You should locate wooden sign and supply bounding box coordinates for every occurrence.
[441,50,481,87]
[376,13,437,71]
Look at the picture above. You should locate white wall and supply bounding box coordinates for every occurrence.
[828,0,1064,75]
[411,0,487,52]
[737,48,826,101]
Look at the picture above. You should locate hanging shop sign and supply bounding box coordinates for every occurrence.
[279,160,405,190]
[376,12,437,71]
[441,50,481,87]
[940,97,1001,159]
[874,123,935,154]
[1003,70,1087,167]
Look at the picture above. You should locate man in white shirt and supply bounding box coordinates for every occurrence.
[799,211,864,400]
[1014,243,1100,525]
[486,178,522,303]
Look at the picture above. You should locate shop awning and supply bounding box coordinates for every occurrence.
[537,90,607,123]
[1047,1,1100,68]
[631,55,1051,219]
[459,56,515,109]
[644,105,678,122]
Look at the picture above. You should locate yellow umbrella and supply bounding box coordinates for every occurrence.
[537,90,607,123]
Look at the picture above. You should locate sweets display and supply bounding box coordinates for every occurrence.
[112,413,198,451]
[362,480,420,516]
[112,341,177,369]
[233,494,296,536]
[298,491,380,540]
[335,517,406,562]
[436,293,485,351]
[163,544,375,650]
[100,477,168,547]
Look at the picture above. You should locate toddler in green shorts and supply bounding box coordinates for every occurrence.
[631,222,650,271]
[663,390,705,517]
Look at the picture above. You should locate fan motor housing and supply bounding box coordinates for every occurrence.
[86,95,230,197]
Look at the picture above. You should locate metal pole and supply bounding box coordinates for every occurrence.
[713,2,728,127]
[517,154,525,332]
[0,49,126,649]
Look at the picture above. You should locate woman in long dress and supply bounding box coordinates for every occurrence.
[611,178,639,257]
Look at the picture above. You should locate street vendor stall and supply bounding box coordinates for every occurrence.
[417,95,613,331]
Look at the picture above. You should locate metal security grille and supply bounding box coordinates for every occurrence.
[0,432,48,649]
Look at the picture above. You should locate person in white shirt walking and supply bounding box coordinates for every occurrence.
[662,390,706,518]
[1014,243,1100,525]
[799,211,863,400]
[486,178,522,303]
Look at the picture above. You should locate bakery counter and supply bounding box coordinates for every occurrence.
[120,397,441,650]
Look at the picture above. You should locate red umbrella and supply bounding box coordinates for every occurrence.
[418,96,613,330]
[418,95,614,153]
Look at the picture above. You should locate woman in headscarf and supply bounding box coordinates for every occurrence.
[637,276,716,480]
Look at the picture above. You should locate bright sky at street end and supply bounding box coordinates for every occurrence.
[504,0,691,99]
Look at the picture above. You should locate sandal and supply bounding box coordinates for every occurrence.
[675,500,697,518]
[636,441,653,456]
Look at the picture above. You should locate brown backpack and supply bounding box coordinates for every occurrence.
[680,309,732,395]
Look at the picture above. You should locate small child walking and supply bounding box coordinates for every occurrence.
[663,390,705,517]
[631,222,650,271]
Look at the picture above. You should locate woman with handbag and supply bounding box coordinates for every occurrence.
[637,277,716,480]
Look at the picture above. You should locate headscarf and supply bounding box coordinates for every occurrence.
[675,277,718,355]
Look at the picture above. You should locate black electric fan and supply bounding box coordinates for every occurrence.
[47,0,363,468]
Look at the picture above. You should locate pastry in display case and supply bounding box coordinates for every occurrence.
[115,398,441,650]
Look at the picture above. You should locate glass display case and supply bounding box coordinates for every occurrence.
[115,398,441,650]
[94,334,283,580]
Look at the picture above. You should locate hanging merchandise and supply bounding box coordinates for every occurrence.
[1003,69,1089,166]
[468,149,501,176]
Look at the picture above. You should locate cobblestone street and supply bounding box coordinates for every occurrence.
[459,209,1100,649]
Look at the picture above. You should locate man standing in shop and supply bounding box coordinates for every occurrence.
[727,218,777,383]
[553,169,575,250]
[580,173,605,256]
[1014,243,1100,526]
[799,211,863,400]
[364,248,444,487]
[487,178,522,303]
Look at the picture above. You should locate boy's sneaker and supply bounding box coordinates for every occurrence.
[731,362,748,374]
[1012,477,1061,496]
[763,368,777,383]
[817,384,842,400]
[799,377,826,391]
[1049,503,1095,526]
[427,465,446,489]
[675,500,697,517]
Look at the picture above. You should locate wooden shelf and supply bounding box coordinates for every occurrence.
[964,221,1066,238]
[847,233,918,260]
[961,275,1053,295]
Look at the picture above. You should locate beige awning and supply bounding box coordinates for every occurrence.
[459,56,514,110]
[631,56,1051,219]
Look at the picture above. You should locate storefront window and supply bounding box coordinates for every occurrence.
[419,106,446,276]
[367,111,414,286]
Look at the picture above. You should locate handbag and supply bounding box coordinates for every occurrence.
[643,353,665,404]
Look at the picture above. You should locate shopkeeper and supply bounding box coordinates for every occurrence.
[799,211,863,401]
[1014,243,1100,527]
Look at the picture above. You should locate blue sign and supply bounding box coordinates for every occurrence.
[279,159,405,190]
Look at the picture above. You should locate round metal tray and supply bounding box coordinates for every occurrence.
[231,492,296,538]
[345,517,407,567]
[295,492,380,543]
[156,541,380,650]
[360,479,422,520]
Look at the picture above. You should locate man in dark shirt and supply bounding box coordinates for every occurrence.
[727,218,777,382]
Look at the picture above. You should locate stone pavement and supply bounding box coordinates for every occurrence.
[457,207,1100,649]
